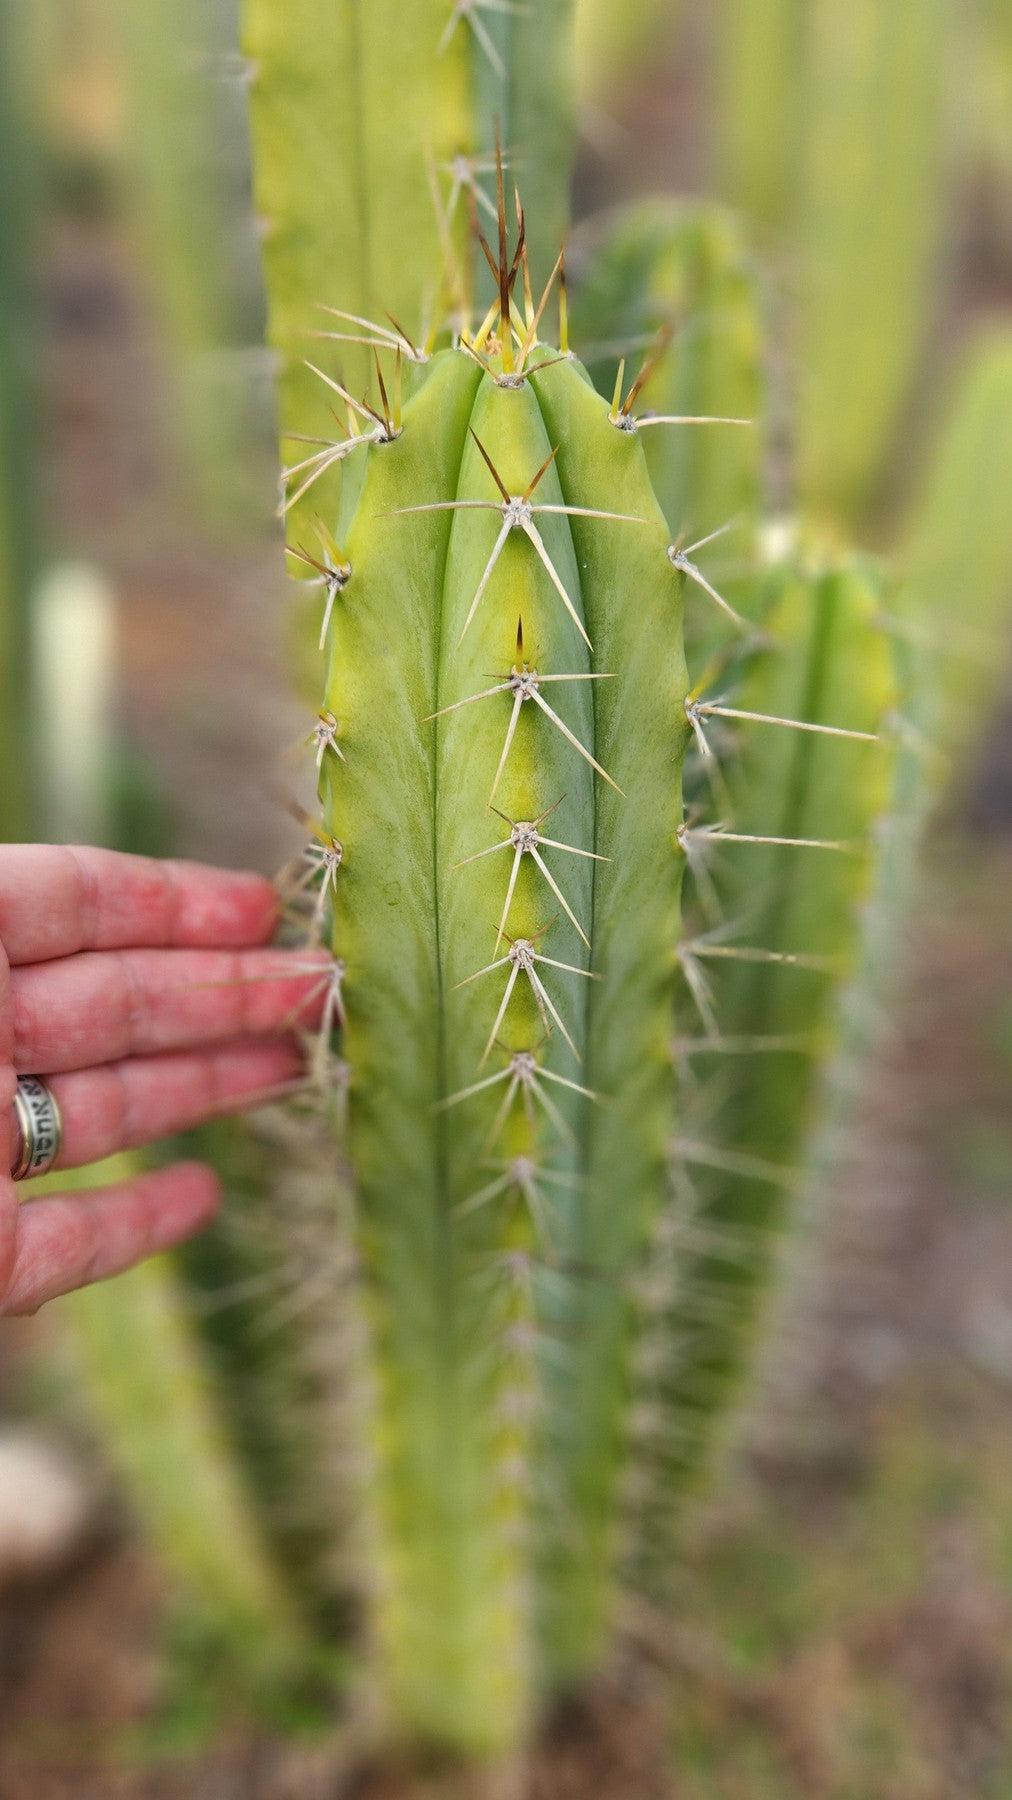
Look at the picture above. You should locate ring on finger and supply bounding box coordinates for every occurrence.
[10,1077,63,1181]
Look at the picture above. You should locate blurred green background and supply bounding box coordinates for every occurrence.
[1,0,1011,1793]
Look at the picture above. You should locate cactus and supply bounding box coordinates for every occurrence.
[59,1164,305,1689]
[112,0,271,529]
[715,0,946,529]
[301,234,688,1742]
[625,549,897,1584]
[896,331,1012,762]
[716,0,804,232]
[794,0,945,526]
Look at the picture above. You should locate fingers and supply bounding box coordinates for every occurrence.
[0,1162,221,1316]
[0,846,281,967]
[46,1038,306,1171]
[11,946,332,1074]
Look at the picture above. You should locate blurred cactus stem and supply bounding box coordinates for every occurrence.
[33,564,118,846]
[241,0,576,544]
[573,0,680,106]
[0,0,43,840]
[715,0,947,530]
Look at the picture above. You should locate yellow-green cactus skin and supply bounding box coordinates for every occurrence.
[305,269,689,1737]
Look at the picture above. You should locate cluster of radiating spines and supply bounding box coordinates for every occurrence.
[277,137,760,521]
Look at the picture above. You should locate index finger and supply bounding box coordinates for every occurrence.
[0,846,281,966]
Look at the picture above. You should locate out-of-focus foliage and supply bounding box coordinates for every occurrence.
[27,0,271,531]
[113,0,271,529]
[958,0,1012,267]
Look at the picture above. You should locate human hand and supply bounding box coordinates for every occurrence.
[0,846,330,1316]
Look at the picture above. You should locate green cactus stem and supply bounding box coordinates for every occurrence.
[28,1156,305,1686]
[62,189,913,1756]
[622,549,898,1588]
[303,238,687,1741]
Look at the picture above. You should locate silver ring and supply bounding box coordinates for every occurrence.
[11,1077,63,1181]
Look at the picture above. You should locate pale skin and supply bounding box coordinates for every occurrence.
[0,846,331,1317]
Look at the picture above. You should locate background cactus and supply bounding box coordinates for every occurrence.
[0,0,42,842]
[715,0,945,529]
[242,0,576,546]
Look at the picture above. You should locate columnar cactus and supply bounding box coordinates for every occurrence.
[298,232,687,1741]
